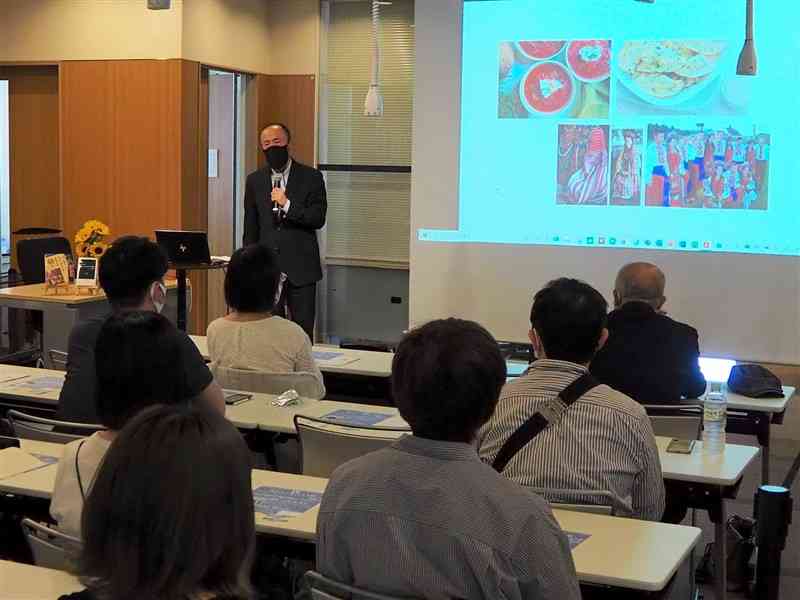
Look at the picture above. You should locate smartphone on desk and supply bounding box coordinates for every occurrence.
[666,438,696,454]
[224,391,253,406]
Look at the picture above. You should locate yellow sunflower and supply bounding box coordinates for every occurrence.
[74,228,90,244]
[90,242,109,257]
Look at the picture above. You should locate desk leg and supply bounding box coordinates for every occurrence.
[713,497,727,600]
[42,306,78,367]
[760,425,771,485]
[176,269,187,332]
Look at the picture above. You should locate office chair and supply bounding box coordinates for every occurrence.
[21,518,82,571]
[294,414,408,478]
[16,236,72,284]
[304,570,411,600]
[47,349,69,371]
[211,364,326,400]
[7,409,102,444]
[527,487,618,516]
[642,404,704,440]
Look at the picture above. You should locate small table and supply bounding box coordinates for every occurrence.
[657,436,760,600]
[169,262,227,332]
[725,386,794,485]
[0,281,180,365]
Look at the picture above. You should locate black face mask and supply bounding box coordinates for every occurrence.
[264,145,289,171]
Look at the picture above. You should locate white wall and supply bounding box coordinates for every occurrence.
[0,0,183,61]
[182,0,271,73]
[0,0,274,75]
[267,0,320,76]
[411,0,800,364]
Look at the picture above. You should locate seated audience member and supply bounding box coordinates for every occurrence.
[59,404,255,600]
[207,244,323,389]
[317,318,581,600]
[51,311,189,537]
[590,262,706,404]
[57,235,224,423]
[479,279,665,521]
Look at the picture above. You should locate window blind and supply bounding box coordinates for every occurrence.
[321,0,414,267]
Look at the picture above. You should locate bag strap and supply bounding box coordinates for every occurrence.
[491,373,599,473]
[75,439,87,501]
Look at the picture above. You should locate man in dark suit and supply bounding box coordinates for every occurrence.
[243,123,327,340]
[591,262,706,404]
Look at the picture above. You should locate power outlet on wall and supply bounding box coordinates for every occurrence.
[390,296,403,304]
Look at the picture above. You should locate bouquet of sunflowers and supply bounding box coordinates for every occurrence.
[74,219,111,258]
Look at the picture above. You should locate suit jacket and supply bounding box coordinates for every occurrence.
[590,301,707,404]
[243,160,327,286]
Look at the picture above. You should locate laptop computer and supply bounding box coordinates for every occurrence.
[155,230,217,266]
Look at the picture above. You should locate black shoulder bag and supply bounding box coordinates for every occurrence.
[491,373,599,473]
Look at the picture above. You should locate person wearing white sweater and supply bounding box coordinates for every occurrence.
[207,244,324,391]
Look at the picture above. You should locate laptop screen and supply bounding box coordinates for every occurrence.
[698,357,736,383]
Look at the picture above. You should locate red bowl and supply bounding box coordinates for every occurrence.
[566,40,611,82]
[516,41,566,61]
[520,61,575,116]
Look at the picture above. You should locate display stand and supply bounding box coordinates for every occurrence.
[43,283,71,296]
[170,262,228,332]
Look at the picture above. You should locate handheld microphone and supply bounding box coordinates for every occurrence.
[271,173,281,213]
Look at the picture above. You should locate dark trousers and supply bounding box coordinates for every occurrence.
[277,280,317,341]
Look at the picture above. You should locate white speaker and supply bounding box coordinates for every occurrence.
[147,0,171,9]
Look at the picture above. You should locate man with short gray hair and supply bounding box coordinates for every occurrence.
[591,262,706,404]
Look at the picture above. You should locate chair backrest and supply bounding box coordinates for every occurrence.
[643,404,703,440]
[7,409,103,443]
[305,570,411,600]
[527,487,617,516]
[295,415,408,478]
[211,364,326,400]
[48,349,69,371]
[21,518,82,571]
[16,236,73,284]
[551,502,614,516]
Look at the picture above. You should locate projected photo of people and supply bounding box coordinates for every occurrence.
[498,40,610,119]
[615,40,751,117]
[645,124,769,210]
[557,125,610,205]
[610,129,643,206]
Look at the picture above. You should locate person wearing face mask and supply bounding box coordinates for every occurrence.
[243,123,327,340]
[56,236,225,424]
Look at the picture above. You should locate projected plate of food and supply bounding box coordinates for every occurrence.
[515,40,566,61]
[616,40,727,107]
[519,60,576,116]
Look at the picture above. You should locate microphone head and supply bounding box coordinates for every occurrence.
[271,173,282,188]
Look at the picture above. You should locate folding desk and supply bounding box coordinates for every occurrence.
[0,448,701,595]
[0,559,83,598]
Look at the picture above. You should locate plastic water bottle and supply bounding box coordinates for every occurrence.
[703,381,727,454]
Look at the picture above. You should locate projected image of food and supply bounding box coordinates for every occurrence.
[616,40,748,115]
[610,129,643,206]
[644,124,769,210]
[557,125,610,205]
[498,40,610,118]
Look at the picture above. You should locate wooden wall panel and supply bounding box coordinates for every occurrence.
[181,60,209,334]
[60,60,184,244]
[0,65,60,264]
[257,74,316,166]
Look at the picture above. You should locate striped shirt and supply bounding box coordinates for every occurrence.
[317,435,582,600]
[478,359,665,521]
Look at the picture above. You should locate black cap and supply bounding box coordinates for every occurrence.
[727,364,783,398]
